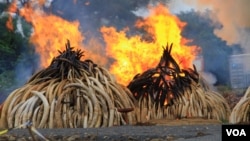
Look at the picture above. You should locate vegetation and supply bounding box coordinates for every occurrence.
[0,3,35,99]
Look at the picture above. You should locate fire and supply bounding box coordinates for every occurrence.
[5,0,18,31]
[6,16,14,31]
[6,1,109,69]
[18,3,84,68]
[101,4,198,86]
[7,0,17,13]
[19,4,84,68]
[6,2,198,86]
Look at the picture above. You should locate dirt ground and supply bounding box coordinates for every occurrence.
[146,117,222,126]
[0,118,223,141]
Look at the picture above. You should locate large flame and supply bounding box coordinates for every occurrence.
[6,1,109,69]
[101,4,198,86]
[6,2,198,86]
[18,4,84,68]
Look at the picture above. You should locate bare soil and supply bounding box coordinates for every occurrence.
[0,118,222,141]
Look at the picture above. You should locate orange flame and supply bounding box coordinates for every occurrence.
[101,4,198,86]
[5,0,18,31]
[6,2,198,86]
[6,16,14,31]
[18,4,84,68]
[6,1,108,69]
[7,0,17,13]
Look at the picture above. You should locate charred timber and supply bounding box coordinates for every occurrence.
[127,43,199,107]
[28,40,100,83]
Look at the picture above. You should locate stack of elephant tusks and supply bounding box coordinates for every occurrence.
[127,43,231,122]
[128,43,199,107]
[0,40,137,129]
[230,86,250,124]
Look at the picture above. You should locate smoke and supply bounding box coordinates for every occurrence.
[15,53,39,86]
[168,0,198,14]
[169,0,250,52]
[200,71,217,90]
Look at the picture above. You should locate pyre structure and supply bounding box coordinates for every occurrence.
[0,41,137,128]
[230,86,250,124]
[128,43,231,122]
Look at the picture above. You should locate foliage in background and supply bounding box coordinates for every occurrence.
[0,3,36,100]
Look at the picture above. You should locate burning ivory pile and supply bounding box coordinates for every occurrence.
[128,44,231,122]
[229,86,250,124]
[0,41,137,128]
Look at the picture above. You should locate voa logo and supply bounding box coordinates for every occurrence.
[226,129,246,136]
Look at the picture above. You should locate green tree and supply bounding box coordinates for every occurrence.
[0,3,36,100]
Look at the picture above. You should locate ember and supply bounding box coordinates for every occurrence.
[128,43,231,122]
[128,43,198,107]
[0,41,137,128]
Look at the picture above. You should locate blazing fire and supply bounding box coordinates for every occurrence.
[6,2,198,86]
[6,1,84,68]
[18,4,84,68]
[101,4,198,86]
[2,2,234,128]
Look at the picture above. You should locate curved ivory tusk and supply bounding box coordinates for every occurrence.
[31,91,50,128]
